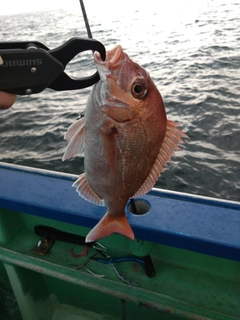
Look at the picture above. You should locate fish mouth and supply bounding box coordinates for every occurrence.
[94,45,125,81]
[94,45,123,66]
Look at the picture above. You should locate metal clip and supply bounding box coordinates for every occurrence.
[32,236,55,256]
[92,243,139,286]
[93,242,110,258]
[72,255,105,278]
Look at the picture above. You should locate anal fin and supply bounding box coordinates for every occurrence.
[73,173,104,206]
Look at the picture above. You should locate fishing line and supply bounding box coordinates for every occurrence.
[77,0,94,119]
[79,0,93,39]
[11,112,20,148]
[10,107,21,162]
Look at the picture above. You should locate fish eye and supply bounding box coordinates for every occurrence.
[131,80,148,99]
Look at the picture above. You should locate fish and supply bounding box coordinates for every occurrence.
[62,45,187,242]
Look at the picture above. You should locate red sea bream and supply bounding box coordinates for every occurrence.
[63,45,187,242]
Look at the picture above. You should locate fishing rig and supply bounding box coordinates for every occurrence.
[33,224,155,285]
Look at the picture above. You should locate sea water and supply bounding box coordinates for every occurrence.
[0,0,239,201]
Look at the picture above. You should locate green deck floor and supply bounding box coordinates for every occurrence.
[0,208,239,320]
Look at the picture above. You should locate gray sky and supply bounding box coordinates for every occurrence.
[0,0,80,15]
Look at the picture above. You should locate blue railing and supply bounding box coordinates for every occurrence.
[0,162,239,261]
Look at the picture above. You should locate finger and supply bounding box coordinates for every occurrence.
[0,91,17,109]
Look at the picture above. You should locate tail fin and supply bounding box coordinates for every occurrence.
[85,213,134,242]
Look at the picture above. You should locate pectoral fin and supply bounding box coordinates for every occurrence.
[62,118,85,161]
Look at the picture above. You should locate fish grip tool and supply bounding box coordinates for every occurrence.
[0,37,106,95]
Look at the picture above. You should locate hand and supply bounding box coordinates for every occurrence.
[0,55,17,109]
[0,91,17,109]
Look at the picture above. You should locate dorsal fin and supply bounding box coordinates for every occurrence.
[73,173,105,206]
[133,120,188,197]
[62,118,85,161]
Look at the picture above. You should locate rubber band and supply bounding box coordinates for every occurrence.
[70,245,88,258]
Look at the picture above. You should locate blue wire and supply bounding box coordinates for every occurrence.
[96,257,144,264]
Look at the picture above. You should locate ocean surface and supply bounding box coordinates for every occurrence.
[0,0,239,202]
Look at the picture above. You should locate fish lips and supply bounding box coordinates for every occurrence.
[94,45,126,81]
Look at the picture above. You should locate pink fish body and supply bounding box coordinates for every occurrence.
[63,45,187,242]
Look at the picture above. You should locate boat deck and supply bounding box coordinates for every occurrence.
[0,162,239,320]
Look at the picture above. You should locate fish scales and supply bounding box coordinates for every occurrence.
[85,92,164,203]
